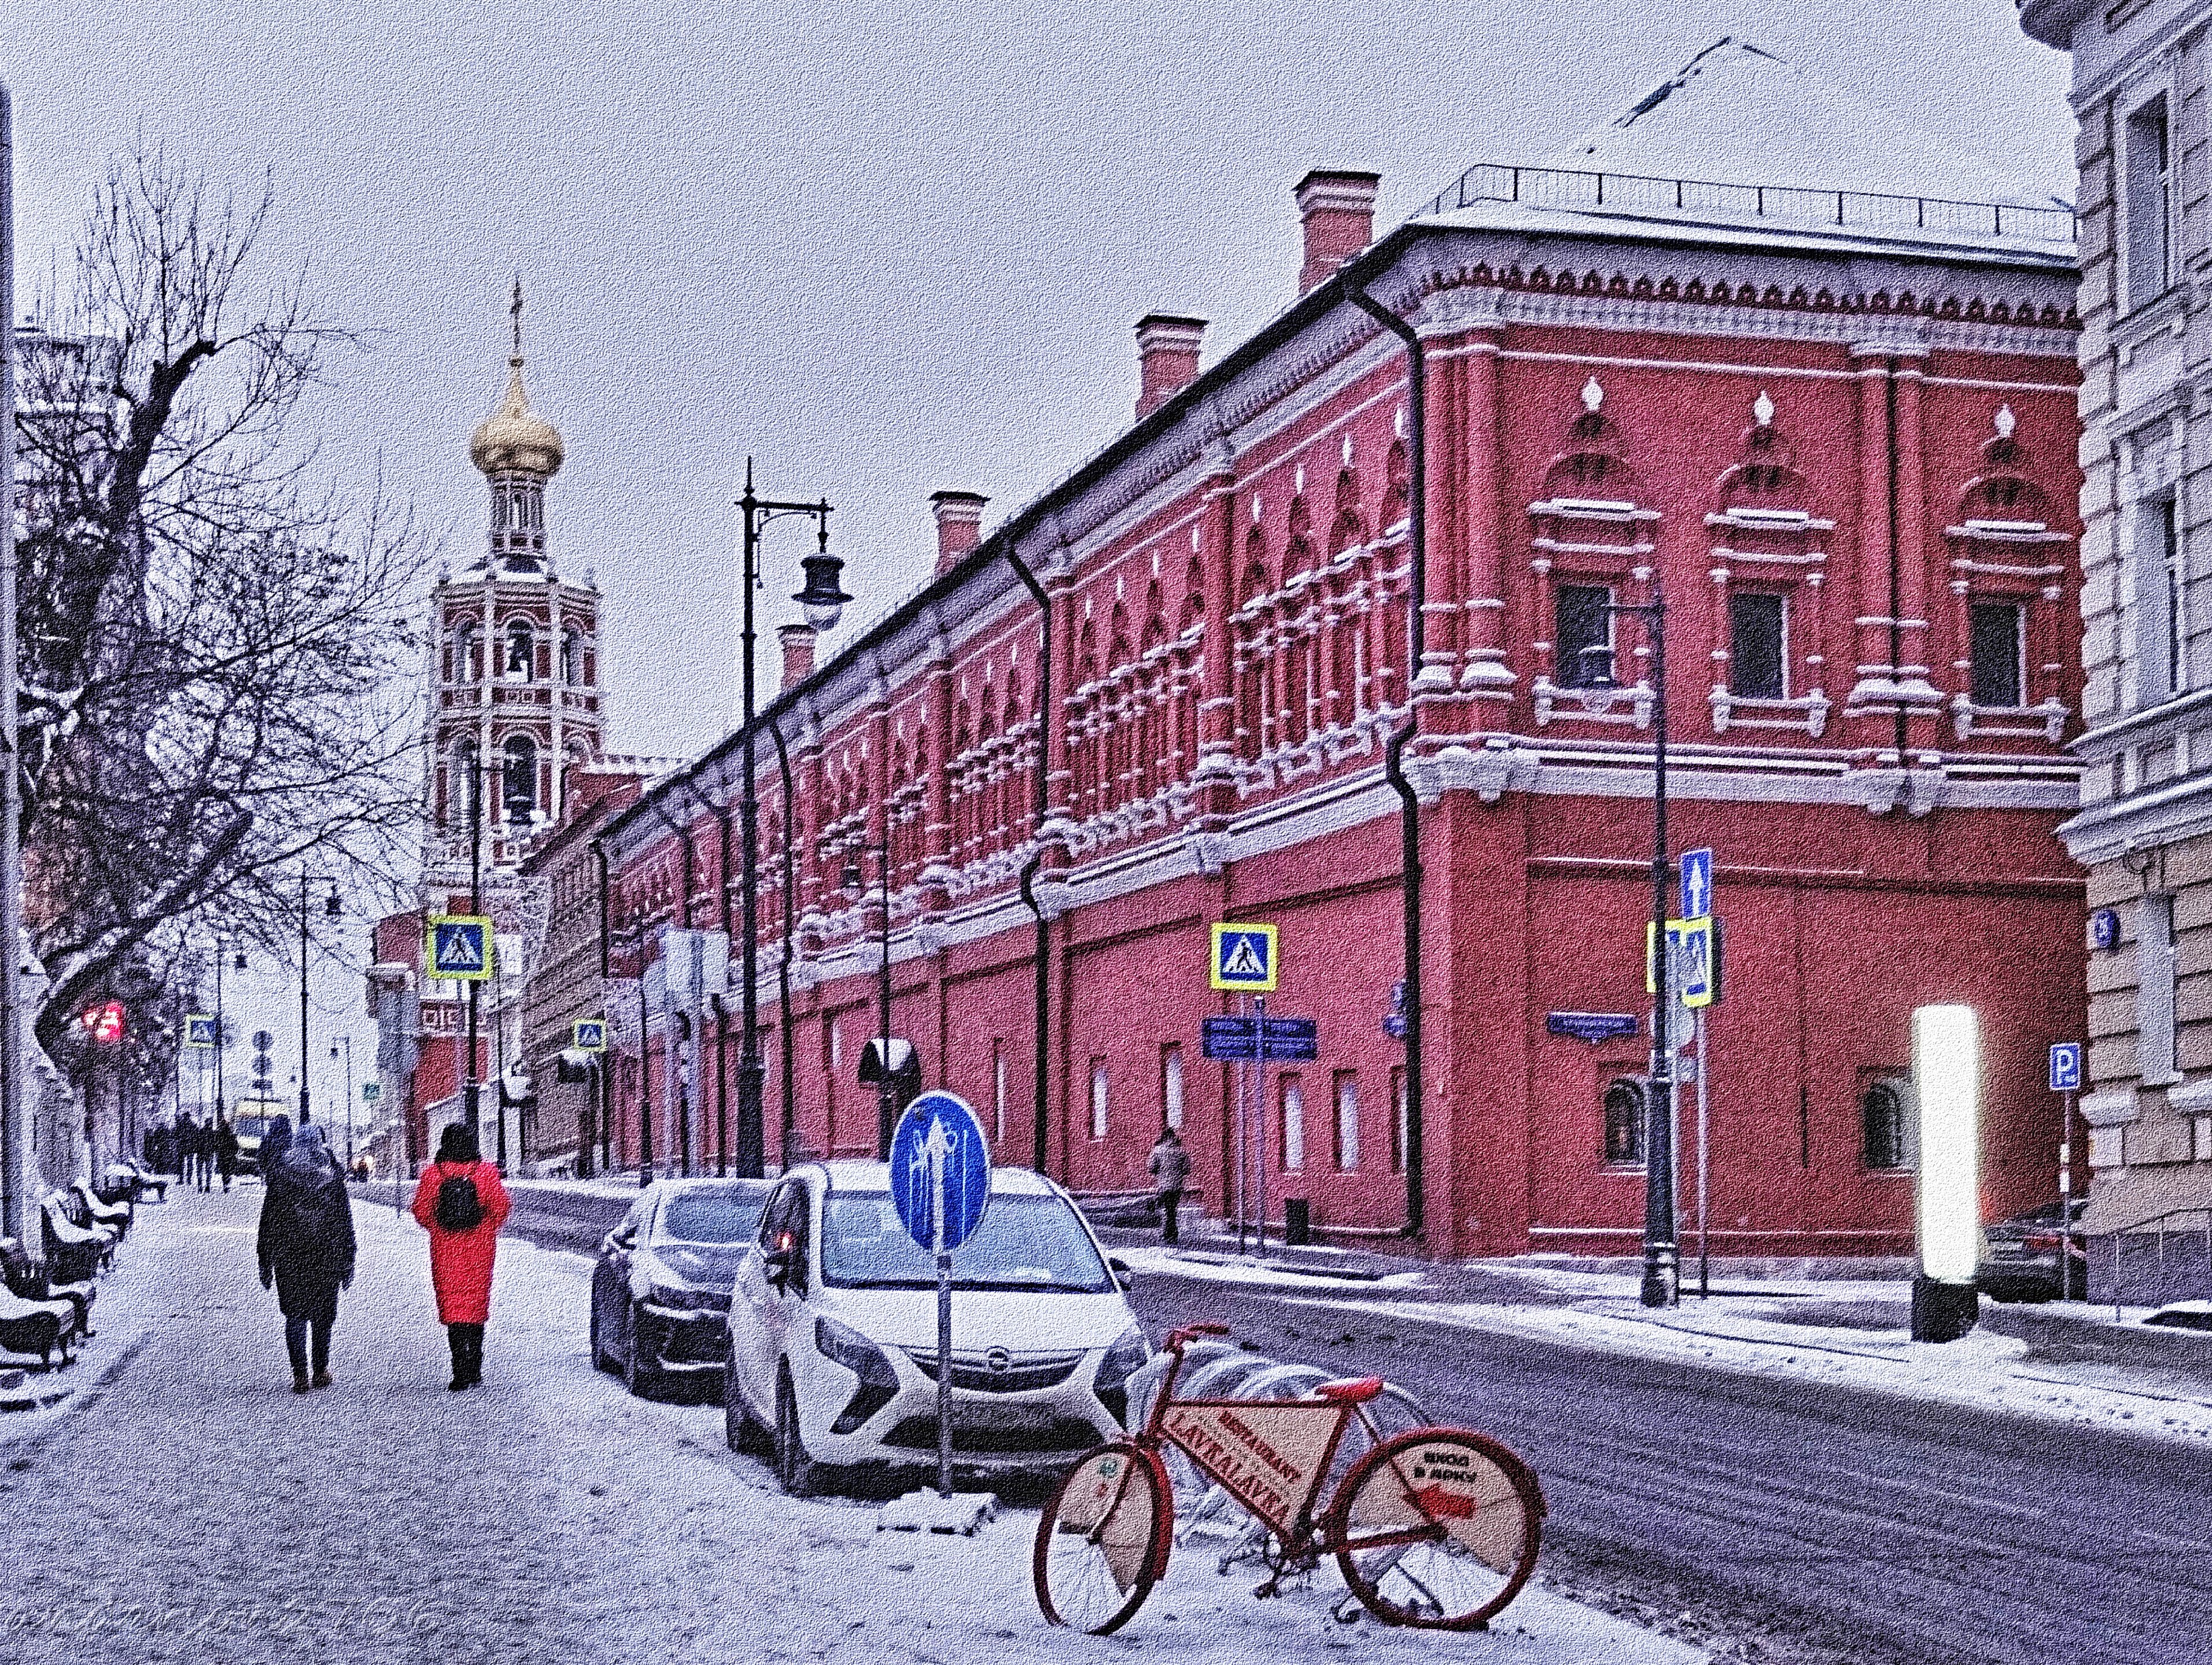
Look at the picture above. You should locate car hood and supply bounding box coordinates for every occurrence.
[644,1243,750,1290]
[813,1286,1136,1355]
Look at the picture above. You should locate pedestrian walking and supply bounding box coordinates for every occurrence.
[1148,1125,1189,1245]
[410,1124,510,1391]
[260,1113,293,1178]
[196,1117,216,1191]
[256,1124,356,1394]
[214,1118,239,1192]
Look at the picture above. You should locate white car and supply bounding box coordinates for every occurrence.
[721,1161,1148,1495]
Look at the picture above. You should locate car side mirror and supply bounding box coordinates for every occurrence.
[1109,1256,1134,1291]
[762,1245,795,1288]
[606,1225,636,1253]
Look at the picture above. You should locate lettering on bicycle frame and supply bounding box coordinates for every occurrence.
[1160,1399,1346,1535]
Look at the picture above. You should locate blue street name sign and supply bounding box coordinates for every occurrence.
[1260,1016,1318,1061]
[1201,1015,1260,1061]
[889,1091,993,1252]
[1547,1011,1641,1043]
[1680,847,1714,922]
[2049,1042,2082,1094]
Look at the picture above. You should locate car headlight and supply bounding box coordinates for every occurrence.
[1095,1327,1150,1394]
[817,1316,901,1434]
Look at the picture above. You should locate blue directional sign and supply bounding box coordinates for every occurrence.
[427,915,493,981]
[1210,922,1278,992]
[889,1091,993,1252]
[1201,1015,1260,1061]
[1260,1016,1319,1061]
[184,1013,219,1050]
[2049,1042,2082,1094]
[1680,848,1714,922]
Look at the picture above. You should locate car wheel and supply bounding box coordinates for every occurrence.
[725,1361,770,1455]
[589,1294,615,1374]
[622,1302,662,1400]
[775,1367,824,1498]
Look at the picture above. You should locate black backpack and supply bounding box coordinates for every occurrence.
[434,1168,485,1232]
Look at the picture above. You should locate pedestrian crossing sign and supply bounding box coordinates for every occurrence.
[574,1018,607,1053]
[1210,922,1278,992]
[1645,917,1719,1008]
[184,1013,217,1049]
[427,915,493,981]
[362,1081,382,1104]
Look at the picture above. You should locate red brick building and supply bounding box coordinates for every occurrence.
[595,43,2091,1258]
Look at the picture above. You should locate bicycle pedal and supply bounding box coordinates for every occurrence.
[1330,1596,1364,1626]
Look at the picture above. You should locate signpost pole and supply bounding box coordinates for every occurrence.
[2060,1086,2076,1302]
[1695,1003,1710,1299]
[928,1115,953,1499]
[1254,995,1269,1254]
[1234,997,1249,1254]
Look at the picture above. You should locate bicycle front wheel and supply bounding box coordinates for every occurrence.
[1033,1441,1173,1634]
[1329,1428,1544,1630]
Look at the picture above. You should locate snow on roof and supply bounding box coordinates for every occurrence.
[1412,38,2074,256]
[1554,37,2064,210]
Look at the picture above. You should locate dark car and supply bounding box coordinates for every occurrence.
[1977,1198,2088,1302]
[590,1178,770,1398]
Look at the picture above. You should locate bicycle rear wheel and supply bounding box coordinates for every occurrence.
[1033,1441,1173,1634]
[1329,1428,1544,1630]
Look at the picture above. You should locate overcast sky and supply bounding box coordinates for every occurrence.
[2,1,2073,1081]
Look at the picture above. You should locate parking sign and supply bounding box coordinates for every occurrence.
[2048,1042,2082,1094]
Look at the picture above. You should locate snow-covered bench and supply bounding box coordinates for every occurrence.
[1,1238,94,1340]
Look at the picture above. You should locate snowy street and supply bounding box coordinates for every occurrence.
[0,1188,1703,1665]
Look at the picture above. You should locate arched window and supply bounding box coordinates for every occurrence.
[561,626,583,685]
[1862,1081,1909,1171]
[504,619,534,680]
[1603,1077,1645,1165]
[502,734,537,824]
[449,738,479,827]
[451,619,478,684]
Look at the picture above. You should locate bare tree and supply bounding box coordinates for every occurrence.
[14,145,430,1061]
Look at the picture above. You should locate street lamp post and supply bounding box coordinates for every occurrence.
[735,460,849,1180]
[297,873,341,1124]
[1581,592,1678,1309]
[209,937,244,1127]
[330,1035,354,1171]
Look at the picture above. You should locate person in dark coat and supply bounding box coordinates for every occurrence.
[1148,1127,1190,1245]
[214,1118,239,1191]
[410,1123,511,1391]
[256,1123,356,1393]
[260,1113,293,1178]
[174,1114,198,1187]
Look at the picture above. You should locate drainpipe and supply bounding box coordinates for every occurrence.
[1001,548,1054,1177]
[592,837,613,1175]
[1346,285,1426,1242]
[645,789,697,1176]
[692,763,735,1177]
[769,719,798,1169]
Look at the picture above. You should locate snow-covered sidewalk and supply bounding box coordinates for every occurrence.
[0,1183,1706,1665]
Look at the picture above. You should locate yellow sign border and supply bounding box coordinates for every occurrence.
[427,914,495,981]
[1210,921,1279,992]
[573,1018,607,1053]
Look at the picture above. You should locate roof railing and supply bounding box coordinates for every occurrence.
[1414,161,2077,246]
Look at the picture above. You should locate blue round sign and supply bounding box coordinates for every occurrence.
[888,1091,993,1252]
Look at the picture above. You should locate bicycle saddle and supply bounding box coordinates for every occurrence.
[1313,1376,1384,1403]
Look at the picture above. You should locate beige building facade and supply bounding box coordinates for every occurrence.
[2025,0,2212,1291]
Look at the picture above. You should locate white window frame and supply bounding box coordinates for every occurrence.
[1333,1072,1359,1171]
[1281,1076,1305,1173]
[1162,1044,1184,1132]
[2123,86,2174,313]
[1090,1058,1108,1142]
[1727,589,1789,700]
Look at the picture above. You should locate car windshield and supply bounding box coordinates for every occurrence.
[819,1191,1112,1292]
[235,1117,270,1141]
[658,1189,767,1245]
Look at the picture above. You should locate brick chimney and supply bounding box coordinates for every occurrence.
[1295,169,1381,293]
[777,622,817,690]
[930,491,987,577]
[1134,314,1206,420]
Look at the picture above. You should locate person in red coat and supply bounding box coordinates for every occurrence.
[410,1123,511,1390]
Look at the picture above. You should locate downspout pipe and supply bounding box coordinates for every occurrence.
[1001,547,1053,1177]
[592,837,613,1176]
[644,788,697,1176]
[690,762,735,1177]
[1345,286,1426,1242]
[768,719,798,1170]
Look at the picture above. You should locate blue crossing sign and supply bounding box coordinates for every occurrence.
[427,915,493,981]
[2049,1042,2082,1094]
[1680,848,1714,922]
[889,1091,993,1251]
[1210,922,1278,992]
[184,1013,218,1049]
[573,1018,607,1053]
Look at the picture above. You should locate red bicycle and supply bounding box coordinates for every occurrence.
[1034,1323,1546,1635]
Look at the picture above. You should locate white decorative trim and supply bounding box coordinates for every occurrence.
[1949,693,2069,743]
[1710,686,1831,737]
[2081,1089,2141,1128]
[1532,676,1654,729]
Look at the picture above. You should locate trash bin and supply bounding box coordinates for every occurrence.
[1284,1198,1311,1246]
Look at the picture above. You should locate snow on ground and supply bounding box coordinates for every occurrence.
[1295,1269,2212,1449]
[1114,1245,1428,1293]
[0,1186,1704,1665]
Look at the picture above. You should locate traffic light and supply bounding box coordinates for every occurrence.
[76,1000,126,1045]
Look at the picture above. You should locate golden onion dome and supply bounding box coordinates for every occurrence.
[469,357,565,478]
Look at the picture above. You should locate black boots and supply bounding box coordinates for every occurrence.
[446,1323,484,1390]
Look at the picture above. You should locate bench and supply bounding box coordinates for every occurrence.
[0,1238,94,1339]
[0,1283,73,1370]
[41,1198,106,1283]
[117,1161,168,1203]
[72,1179,131,1242]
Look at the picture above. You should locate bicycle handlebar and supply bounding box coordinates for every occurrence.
[1164,1323,1229,1350]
